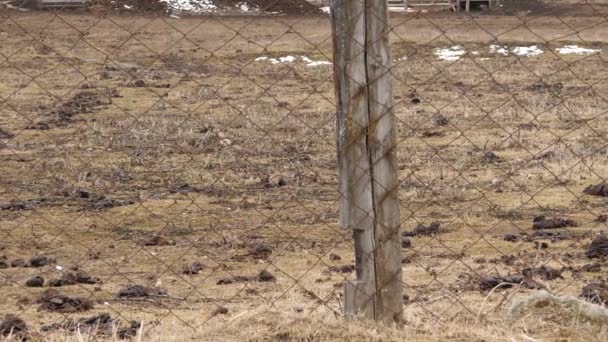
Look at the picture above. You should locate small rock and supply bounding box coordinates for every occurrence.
[503,234,519,242]
[402,238,412,248]
[329,253,341,261]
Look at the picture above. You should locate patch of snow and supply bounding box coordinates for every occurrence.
[161,0,216,13]
[512,45,543,57]
[435,46,466,61]
[306,60,332,67]
[237,2,250,12]
[320,6,330,14]
[489,45,509,56]
[556,45,601,55]
[55,265,63,271]
[123,4,132,9]
[279,56,298,63]
[255,55,332,67]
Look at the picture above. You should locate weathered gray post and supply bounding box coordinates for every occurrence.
[330,0,403,325]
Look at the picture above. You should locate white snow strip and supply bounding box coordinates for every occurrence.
[279,56,298,63]
[255,55,332,67]
[435,46,466,61]
[306,61,332,67]
[489,45,509,56]
[161,0,216,13]
[237,2,250,12]
[320,6,330,14]
[556,45,601,55]
[512,45,543,57]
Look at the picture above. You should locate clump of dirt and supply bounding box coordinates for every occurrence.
[402,238,412,248]
[182,262,204,275]
[10,259,26,267]
[479,275,540,291]
[504,234,519,242]
[62,188,135,211]
[250,242,273,259]
[596,214,608,223]
[139,234,175,246]
[217,270,277,285]
[586,234,608,259]
[25,276,45,287]
[329,254,341,261]
[117,285,168,298]
[403,222,443,237]
[36,289,94,313]
[580,281,608,305]
[0,127,14,139]
[28,91,113,130]
[431,114,449,126]
[528,230,579,242]
[532,216,576,230]
[210,306,229,317]
[522,266,563,281]
[27,256,56,267]
[0,256,8,269]
[483,151,502,163]
[42,313,141,339]
[580,263,601,273]
[526,81,563,93]
[0,315,27,341]
[48,271,99,287]
[328,265,355,274]
[584,183,608,197]
[0,199,45,211]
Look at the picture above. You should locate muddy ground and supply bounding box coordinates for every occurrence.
[0,5,608,340]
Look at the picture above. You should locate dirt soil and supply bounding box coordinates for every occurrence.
[0,5,608,341]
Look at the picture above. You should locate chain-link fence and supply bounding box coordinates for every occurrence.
[1,0,608,340]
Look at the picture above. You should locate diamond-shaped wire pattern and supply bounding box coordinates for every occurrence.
[1,0,608,340]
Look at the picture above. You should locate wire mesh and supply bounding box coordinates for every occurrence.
[0,0,607,340]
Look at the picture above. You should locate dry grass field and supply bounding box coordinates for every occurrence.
[1,4,608,341]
